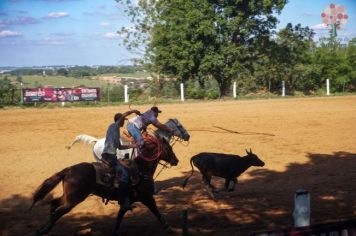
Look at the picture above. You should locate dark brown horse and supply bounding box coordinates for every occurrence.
[31,135,179,236]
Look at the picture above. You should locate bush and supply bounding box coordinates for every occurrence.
[206,89,219,99]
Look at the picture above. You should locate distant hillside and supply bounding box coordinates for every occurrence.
[1,73,152,89]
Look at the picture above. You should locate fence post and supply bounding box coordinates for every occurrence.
[282,81,285,97]
[107,83,110,104]
[233,81,237,98]
[124,85,129,103]
[293,189,310,227]
[180,83,185,102]
[268,80,271,92]
[326,79,330,96]
[20,82,23,105]
[61,86,65,107]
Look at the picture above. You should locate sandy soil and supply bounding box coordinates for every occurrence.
[0,96,355,236]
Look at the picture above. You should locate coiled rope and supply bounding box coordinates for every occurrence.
[137,133,163,162]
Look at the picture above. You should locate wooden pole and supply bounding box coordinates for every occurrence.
[282,81,285,97]
[180,83,185,102]
[20,82,23,105]
[326,79,330,96]
[124,85,129,103]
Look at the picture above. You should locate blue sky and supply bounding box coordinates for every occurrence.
[0,0,355,67]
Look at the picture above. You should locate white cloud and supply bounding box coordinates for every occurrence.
[0,30,22,37]
[105,32,120,39]
[46,12,69,19]
[100,22,110,27]
[310,24,328,30]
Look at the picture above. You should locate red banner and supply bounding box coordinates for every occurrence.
[23,87,100,103]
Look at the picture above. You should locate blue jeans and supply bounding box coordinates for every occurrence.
[102,153,129,183]
[127,123,144,149]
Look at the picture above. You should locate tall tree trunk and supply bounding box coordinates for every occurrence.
[216,76,229,97]
[197,75,205,89]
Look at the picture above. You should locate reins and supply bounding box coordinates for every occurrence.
[154,161,171,180]
[127,116,189,180]
[170,136,189,147]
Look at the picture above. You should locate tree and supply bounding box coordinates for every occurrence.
[118,0,287,97]
[346,38,356,91]
[0,76,17,105]
[57,68,69,77]
[269,23,316,94]
[312,37,354,92]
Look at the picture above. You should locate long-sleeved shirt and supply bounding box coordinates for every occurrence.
[128,109,159,130]
[102,121,121,155]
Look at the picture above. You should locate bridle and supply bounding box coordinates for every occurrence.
[154,161,171,180]
[141,118,190,180]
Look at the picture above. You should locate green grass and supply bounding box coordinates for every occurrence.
[4,72,151,88]
[96,72,151,78]
[5,75,107,88]
[3,74,144,89]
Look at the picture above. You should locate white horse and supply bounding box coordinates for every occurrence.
[66,118,190,162]
[66,134,135,161]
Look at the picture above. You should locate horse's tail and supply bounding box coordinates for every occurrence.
[66,134,98,150]
[29,167,69,210]
[182,156,196,189]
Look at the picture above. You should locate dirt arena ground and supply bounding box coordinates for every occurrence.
[1,96,355,236]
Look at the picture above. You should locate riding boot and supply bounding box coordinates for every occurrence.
[118,181,132,211]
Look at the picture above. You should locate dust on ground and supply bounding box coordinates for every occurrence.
[1,96,355,235]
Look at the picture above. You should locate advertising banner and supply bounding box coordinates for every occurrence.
[23,87,100,103]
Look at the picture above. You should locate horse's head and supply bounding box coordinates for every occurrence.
[155,118,190,143]
[159,137,179,166]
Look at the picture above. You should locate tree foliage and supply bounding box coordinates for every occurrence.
[118,0,355,96]
[119,0,287,96]
[0,76,18,105]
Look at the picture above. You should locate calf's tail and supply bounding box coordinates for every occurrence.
[29,167,69,210]
[182,156,196,189]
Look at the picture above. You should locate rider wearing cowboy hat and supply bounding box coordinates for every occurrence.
[126,106,174,154]
[102,109,140,210]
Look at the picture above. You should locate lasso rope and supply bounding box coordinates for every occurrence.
[154,161,170,180]
[137,134,163,162]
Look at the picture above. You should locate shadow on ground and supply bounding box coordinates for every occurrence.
[1,151,355,235]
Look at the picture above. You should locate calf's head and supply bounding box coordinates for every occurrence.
[246,148,265,167]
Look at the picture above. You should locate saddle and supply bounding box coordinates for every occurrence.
[92,159,139,188]
[92,162,120,188]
